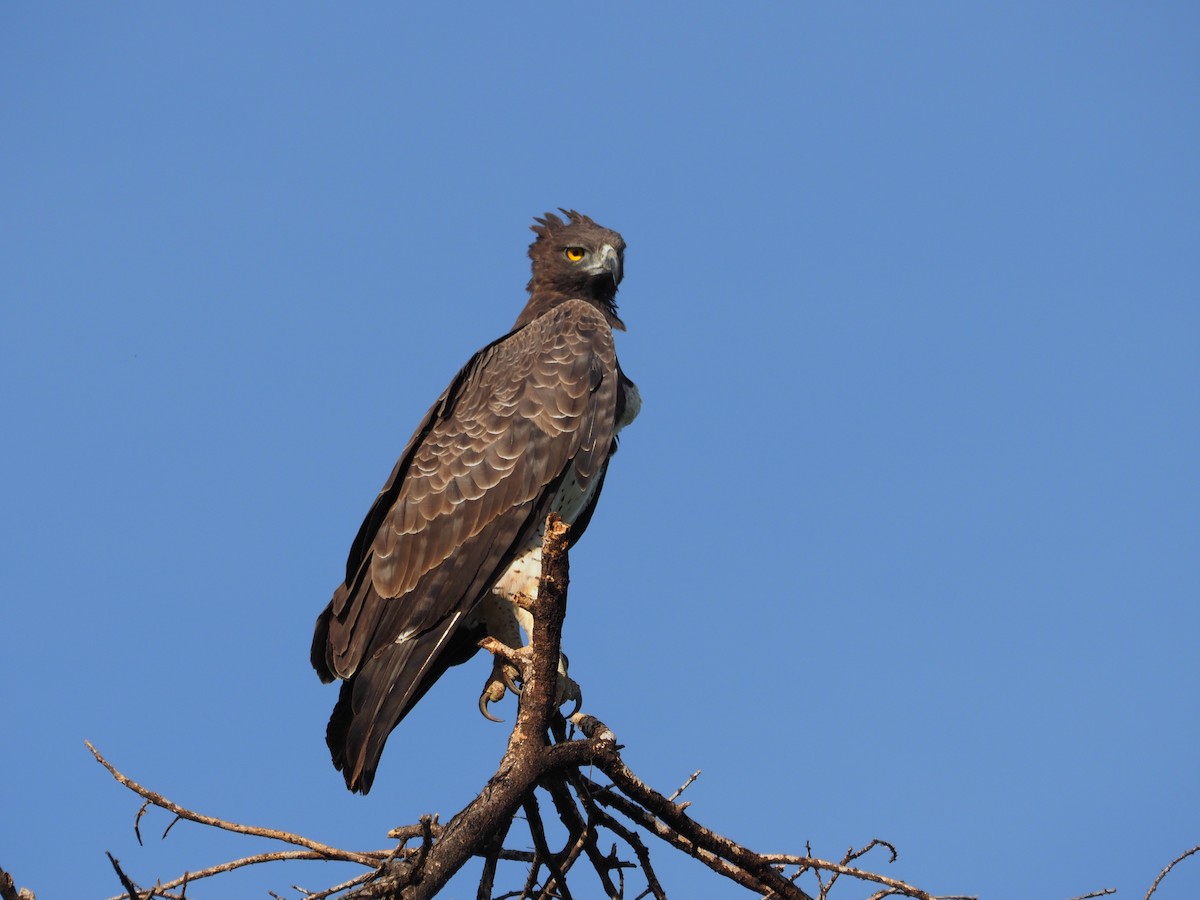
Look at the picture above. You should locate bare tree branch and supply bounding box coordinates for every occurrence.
[105,853,148,900]
[80,512,1175,900]
[475,811,514,900]
[87,742,379,868]
[1145,843,1200,900]
[667,770,701,805]
[1,866,35,900]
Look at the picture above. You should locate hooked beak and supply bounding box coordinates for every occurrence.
[590,244,623,285]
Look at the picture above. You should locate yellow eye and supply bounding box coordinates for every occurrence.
[564,247,586,262]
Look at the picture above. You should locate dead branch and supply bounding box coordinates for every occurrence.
[0,866,35,900]
[87,741,379,869]
[666,770,700,805]
[81,512,1156,900]
[104,854,145,900]
[1145,843,1200,900]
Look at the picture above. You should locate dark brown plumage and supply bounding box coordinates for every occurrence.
[311,210,638,793]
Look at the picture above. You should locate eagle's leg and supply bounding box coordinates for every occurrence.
[555,653,583,717]
[477,592,527,721]
[477,588,582,719]
[478,667,513,722]
[512,597,582,716]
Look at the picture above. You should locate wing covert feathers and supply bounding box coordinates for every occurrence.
[312,299,621,792]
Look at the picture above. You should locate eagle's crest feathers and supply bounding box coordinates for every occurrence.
[519,209,626,331]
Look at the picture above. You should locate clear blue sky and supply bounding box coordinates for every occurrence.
[2,4,1197,899]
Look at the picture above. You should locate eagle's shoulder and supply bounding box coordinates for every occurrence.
[364,299,620,601]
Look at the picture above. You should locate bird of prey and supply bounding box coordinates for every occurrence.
[311,210,639,793]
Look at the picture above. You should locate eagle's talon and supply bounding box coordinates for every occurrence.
[501,666,523,695]
[479,659,519,722]
[560,692,582,718]
[478,692,505,723]
[555,668,583,717]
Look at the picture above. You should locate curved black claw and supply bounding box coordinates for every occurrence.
[501,667,523,695]
[560,693,582,719]
[478,692,505,723]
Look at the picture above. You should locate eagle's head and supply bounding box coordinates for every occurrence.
[520,209,626,330]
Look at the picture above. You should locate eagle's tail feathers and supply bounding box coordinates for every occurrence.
[310,601,336,684]
[327,615,472,794]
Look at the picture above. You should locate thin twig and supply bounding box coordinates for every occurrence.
[667,770,700,803]
[87,741,378,867]
[477,808,516,900]
[524,794,575,900]
[568,776,663,900]
[1145,843,1200,900]
[106,852,149,900]
[847,840,897,866]
[764,855,976,900]
[134,801,150,847]
[295,871,376,900]
[408,815,436,888]
[589,759,815,900]
[104,851,383,900]
[548,779,622,899]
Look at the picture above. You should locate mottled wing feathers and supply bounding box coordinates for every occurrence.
[372,311,608,598]
[312,299,619,788]
[324,491,551,792]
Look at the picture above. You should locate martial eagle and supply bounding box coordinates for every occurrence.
[311,210,639,793]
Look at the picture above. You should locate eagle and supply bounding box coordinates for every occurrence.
[311,210,639,793]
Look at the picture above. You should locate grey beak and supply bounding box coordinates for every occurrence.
[596,244,622,285]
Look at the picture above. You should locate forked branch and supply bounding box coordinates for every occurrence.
[77,514,1185,900]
